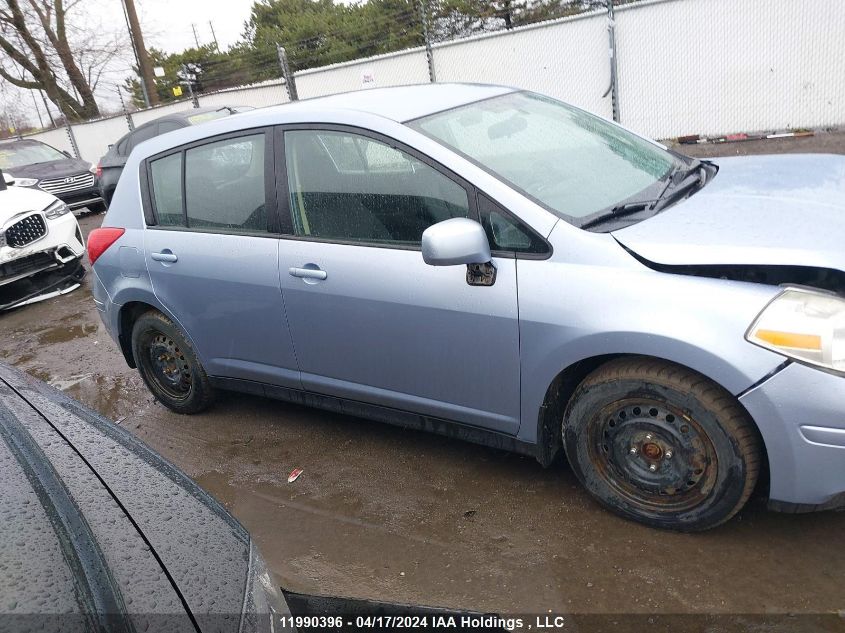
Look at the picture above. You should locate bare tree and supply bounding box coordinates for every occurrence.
[0,0,122,121]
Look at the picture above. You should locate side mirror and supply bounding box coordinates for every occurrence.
[0,170,13,189]
[422,218,491,266]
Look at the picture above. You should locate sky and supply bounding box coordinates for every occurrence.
[102,0,258,55]
[14,0,261,122]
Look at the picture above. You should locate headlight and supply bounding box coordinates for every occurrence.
[746,287,845,374]
[44,200,71,219]
[13,177,38,187]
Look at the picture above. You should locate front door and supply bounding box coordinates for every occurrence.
[143,129,299,388]
[277,127,521,434]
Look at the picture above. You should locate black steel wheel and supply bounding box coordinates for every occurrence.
[131,311,214,414]
[563,358,762,531]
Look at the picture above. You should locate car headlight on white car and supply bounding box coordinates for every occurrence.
[13,177,39,187]
[44,200,71,219]
[746,286,845,374]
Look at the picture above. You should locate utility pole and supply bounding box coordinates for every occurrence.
[123,0,159,106]
[191,23,201,49]
[209,22,220,53]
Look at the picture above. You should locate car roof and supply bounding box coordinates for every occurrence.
[148,105,241,125]
[0,138,46,147]
[128,83,519,164]
[269,82,515,123]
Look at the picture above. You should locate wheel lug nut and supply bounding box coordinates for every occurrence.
[645,433,653,440]
[665,450,673,459]
[629,447,638,454]
[649,464,657,472]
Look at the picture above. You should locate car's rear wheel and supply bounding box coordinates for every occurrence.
[562,358,761,531]
[131,311,214,414]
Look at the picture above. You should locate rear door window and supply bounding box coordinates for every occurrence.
[184,134,267,232]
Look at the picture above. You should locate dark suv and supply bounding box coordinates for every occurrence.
[98,106,250,205]
[0,138,105,214]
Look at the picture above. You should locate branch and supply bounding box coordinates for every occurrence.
[0,32,40,76]
[0,64,40,88]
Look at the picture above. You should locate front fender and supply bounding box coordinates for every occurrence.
[515,259,788,444]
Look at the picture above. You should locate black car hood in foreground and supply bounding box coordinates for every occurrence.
[0,362,273,632]
[7,157,92,180]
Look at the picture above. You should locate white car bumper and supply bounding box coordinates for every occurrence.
[0,211,85,287]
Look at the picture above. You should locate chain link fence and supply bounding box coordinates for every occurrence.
[13,0,845,164]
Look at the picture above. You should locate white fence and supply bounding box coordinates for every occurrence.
[23,0,845,164]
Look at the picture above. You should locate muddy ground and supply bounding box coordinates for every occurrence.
[2,132,844,619]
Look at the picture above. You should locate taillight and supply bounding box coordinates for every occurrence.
[96,162,102,179]
[87,227,125,265]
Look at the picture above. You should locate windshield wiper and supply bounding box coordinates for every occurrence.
[579,200,658,230]
[580,159,712,231]
[652,161,708,212]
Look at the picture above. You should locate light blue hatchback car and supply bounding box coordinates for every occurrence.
[89,84,845,531]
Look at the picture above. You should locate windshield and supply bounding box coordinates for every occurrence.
[0,141,68,169]
[409,91,677,223]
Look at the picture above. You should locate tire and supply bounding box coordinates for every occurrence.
[131,310,214,414]
[562,357,761,531]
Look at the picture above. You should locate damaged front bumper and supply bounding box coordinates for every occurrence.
[1,207,86,310]
[0,260,85,311]
[739,361,845,512]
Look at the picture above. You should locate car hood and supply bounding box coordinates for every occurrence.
[0,362,260,627]
[7,157,91,180]
[612,154,845,272]
[0,186,55,223]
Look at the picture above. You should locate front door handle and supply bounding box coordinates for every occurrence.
[151,250,178,263]
[289,266,327,281]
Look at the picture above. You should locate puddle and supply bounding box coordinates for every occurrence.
[37,323,98,345]
[50,373,93,390]
[26,367,52,383]
[64,373,148,420]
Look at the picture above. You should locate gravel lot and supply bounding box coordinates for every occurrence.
[2,131,844,622]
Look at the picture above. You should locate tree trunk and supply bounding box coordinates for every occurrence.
[0,0,101,121]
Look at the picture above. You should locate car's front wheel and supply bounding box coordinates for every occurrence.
[131,311,214,414]
[563,358,761,531]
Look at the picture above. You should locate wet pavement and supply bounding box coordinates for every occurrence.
[2,133,844,618]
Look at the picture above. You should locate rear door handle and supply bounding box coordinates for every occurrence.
[288,266,327,280]
[151,250,178,263]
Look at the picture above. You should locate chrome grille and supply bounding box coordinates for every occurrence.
[5,214,47,248]
[38,172,94,195]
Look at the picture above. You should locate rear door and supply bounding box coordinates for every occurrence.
[142,128,300,389]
